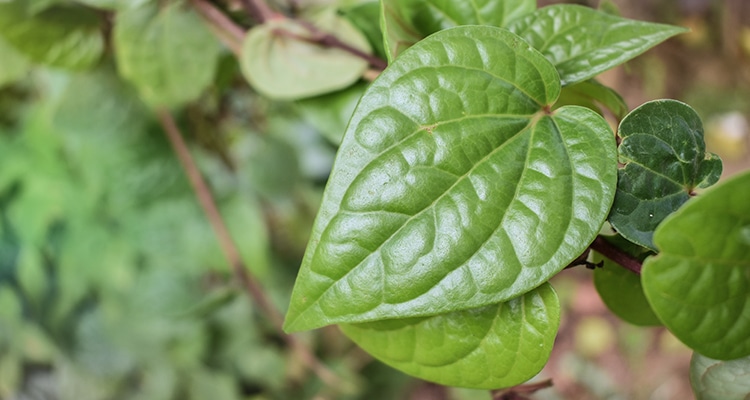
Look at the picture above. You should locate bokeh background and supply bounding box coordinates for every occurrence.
[0,0,748,399]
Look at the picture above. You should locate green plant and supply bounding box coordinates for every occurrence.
[0,0,747,399]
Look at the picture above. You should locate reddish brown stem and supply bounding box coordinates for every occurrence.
[191,0,244,55]
[589,235,643,274]
[239,0,277,23]
[156,109,341,388]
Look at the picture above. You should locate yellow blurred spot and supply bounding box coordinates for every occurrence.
[741,28,750,57]
[575,316,616,358]
[705,112,749,161]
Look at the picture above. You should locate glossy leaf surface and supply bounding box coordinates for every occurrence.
[593,235,660,326]
[381,0,536,61]
[114,3,221,107]
[609,100,722,250]
[0,1,103,70]
[240,12,370,100]
[507,5,687,85]
[642,170,750,360]
[691,353,750,400]
[284,26,617,332]
[341,283,559,389]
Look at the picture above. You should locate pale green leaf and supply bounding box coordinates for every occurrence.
[507,4,687,85]
[0,36,29,87]
[691,353,750,400]
[295,82,368,145]
[284,26,617,332]
[382,0,536,61]
[0,1,104,70]
[609,100,722,250]
[341,283,559,389]
[114,2,221,107]
[240,11,371,100]
[642,170,750,360]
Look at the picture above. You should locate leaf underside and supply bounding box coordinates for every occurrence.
[643,170,750,360]
[284,26,617,333]
[690,353,750,400]
[341,283,560,389]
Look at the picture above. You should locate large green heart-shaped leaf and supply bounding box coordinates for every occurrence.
[0,1,103,70]
[341,283,559,389]
[240,11,371,101]
[691,353,750,400]
[382,0,536,61]
[507,5,687,86]
[642,170,750,360]
[609,100,722,250]
[284,26,617,332]
[114,2,221,107]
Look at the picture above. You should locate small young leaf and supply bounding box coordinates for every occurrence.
[609,100,722,250]
[382,0,536,61]
[114,2,221,107]
[642,170,750,360]
[0,1,104,70]
[691,353,750,400]
[555,80,628,121]
[593,235,660,326]
[284,26,617,332]
[341,283,560,389]
[507,4,687,86]
[240,11,371,100]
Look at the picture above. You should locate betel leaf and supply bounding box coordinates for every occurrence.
[341,283,560,389]
[555,80,628,121]
[380,0,538,64]
[283,26,617,332]
[609,100,722,251]
[114,2,221,108]
[0,36,29,88]
[642,170,750,360]
[507,5,687,86]
[382,0,536,61]
[343,1,387,61]
[240,11,371,101]
[295,82,368,145]
[592,235,660,326]
[690,353,750,400]
[0,1,103,70]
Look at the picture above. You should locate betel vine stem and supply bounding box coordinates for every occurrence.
[156,110,343,389]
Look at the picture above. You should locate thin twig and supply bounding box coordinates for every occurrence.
[589,235,643,274]
[191,0,244,55]
[239,0,277,23]
[156,109,342,388]
[297,19,388,70]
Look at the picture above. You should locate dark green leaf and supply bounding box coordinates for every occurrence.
[555,80,628,121]
[609,100,722,250]
[341,283,559,389]
[240,10,371,100]
[642,170,750,360]
[691,353,750,400]
[593,235,660,326]
[507,5,687,85]
[284,26,617,332]
[0,1,103,70]
[114,2,221,107]
[382,0,536,61]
